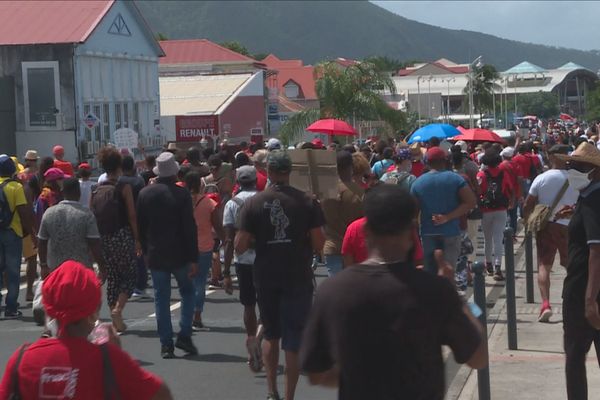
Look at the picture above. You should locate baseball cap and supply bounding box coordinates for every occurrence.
[425,147,447,162]
[44,167,66,181]
[267,150,292,173]
[312,138,324,149]
[455,140,468,153]
[0,154,16,177]
[500,147,515,158]
[236,165,257,184]
[78,162,91,170]
[267,138,282,151]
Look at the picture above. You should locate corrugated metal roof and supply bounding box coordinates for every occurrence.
[0,0,114,45]
[504,61,547,74]
[159,73,252,116]
[159,39,256,65]
[558,62,587,71]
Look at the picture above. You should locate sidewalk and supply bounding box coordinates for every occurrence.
[453,240,600,399]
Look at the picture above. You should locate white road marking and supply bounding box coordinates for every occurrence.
[148,290,216,318]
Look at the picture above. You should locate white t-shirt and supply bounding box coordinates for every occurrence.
[529,169,579,226]
[223,190,257,265]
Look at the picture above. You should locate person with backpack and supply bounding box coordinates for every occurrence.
[371,147,394,179]
[477,149,516,281]
[0,155,35,318]
[222,165,262,372]
[185,171,224,331]
[380,148,416,192]
[0,260,173,400]
[91,147,140,333]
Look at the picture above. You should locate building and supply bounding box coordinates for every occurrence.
[158,39,267,146]
[389,58,599,125]
[0,0,164,163]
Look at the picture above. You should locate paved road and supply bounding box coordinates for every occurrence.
[0,229,502,399]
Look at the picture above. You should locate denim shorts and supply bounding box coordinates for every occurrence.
[256,287,313,352]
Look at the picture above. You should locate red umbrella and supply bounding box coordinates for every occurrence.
[457,125,468,133]
[452,128,504,143]
[306,118,357,136]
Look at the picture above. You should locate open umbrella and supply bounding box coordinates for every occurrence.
[306,118,357,136]
[407,124,460,144]
[559,113,574,121]
[451,128,503,143]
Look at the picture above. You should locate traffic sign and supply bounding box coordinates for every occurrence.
[83,113,100,130]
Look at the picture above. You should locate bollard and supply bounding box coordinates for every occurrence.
[524,231,535,304]
[472,261,491,400]
[504,227,518,350]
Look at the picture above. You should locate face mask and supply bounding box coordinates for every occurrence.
[567,168,594,191]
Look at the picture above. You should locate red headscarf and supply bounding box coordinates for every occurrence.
[42,261,101,327]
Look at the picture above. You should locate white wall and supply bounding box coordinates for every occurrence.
[16,130,77,162]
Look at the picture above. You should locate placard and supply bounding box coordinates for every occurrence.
[113,128,138,150]
[288,149,338,200]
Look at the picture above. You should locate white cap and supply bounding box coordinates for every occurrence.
[267,138,282,150]
[455,140,468,153]
[500,147,515,158]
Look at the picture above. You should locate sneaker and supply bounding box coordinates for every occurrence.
[267,393,283,400]
[192,320,210,332]
[538,305,553,323]
[131,289,145,298]
[175,335,198,356]
[208,279,222,290]
[161,345,175,359]
[493,270,505,281]
[4,310,22,319]
[33,308,45,326]
[246,336,263,373]
[485,262,494,276]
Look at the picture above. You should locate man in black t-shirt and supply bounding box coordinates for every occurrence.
[236,151,325,400]
[299,184,486,400]
[555,142,600,399]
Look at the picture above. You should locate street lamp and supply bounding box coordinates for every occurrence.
[468,55,483,129]
[441,77,455,123]
[427,76,434,121]
[417,76,424,127]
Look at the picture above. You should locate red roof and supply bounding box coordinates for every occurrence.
[0,0,114,45]
[159,39,257,65]
[263,54,317,100]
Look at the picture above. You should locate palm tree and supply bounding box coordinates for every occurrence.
[279,61,405,145]
[463,64,500,122]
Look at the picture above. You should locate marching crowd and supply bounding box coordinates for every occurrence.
[0,121,599,399]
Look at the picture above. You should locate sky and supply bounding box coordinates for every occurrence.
[373,1,600,51]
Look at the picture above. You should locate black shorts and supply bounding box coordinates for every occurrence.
[235,263,256,306]
[256,287,313,352]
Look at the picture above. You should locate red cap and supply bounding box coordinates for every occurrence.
[312,138,324,148]
[42,261,101,326]
[425,146,447,162]
[52,145,64,156]
[78,162,91,170]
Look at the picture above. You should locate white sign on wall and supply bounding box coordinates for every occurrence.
[113,128,138,151]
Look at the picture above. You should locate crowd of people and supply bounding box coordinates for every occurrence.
[0,121,599,398]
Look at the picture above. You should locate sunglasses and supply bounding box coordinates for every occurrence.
[566,160,596,173]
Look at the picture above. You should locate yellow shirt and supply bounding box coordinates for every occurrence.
[0,177,27,237]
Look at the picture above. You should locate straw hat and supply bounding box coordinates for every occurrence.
[24,150,39,161]
[556,142,600,168]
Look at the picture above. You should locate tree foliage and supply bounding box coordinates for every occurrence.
[279,61,406,145]
[507,92,559,119]
[463,64,500,117]
[362,56,419,74]
[586,84,600,122]
[220,41,251,57]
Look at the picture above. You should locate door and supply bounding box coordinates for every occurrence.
[0,77,16,155]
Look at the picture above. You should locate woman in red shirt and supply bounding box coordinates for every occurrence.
[0,261,172,400]
[477,150,515,281]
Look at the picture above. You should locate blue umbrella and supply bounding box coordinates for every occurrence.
[406,124,461,144]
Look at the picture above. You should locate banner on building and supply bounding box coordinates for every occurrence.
[175,115,219,142]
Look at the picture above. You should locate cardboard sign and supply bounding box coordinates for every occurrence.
[176,115,219,142]
[83,113,100,130]
[288,149,338,200]
[113,128,138,150]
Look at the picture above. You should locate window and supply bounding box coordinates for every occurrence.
[102,104,110,143]
[93,105,102,143]
[133,103,140,133]
[115,103,122,130]
[123,103,129,128]
[284,82,300,99]
[22,61,61,130]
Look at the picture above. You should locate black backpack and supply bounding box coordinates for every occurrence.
[480,170,509,209]
[91,182,124,235]
[0,179,15,230]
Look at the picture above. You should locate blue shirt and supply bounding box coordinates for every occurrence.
[372,159,394,178]
[410,170,466,237]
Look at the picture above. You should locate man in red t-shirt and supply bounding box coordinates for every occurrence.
[0,261,172,400]
[52,145,74,177]
[341,217,423,267]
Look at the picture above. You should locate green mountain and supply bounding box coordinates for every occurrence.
[136,0,600,71]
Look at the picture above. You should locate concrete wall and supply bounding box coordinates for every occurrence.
[0,44,77,159]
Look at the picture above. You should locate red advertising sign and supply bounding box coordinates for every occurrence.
[175,115,219,142]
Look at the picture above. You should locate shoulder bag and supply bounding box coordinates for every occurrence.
[525,179,569,234]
